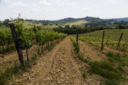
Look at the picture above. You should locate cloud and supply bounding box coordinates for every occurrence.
[105,0,121,5]
[39,0,50,6]
[3,0,11,3]
[0,0,128,20]
[9,1,26,8]
[101,0,128,5]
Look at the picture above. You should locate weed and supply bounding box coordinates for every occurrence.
[37,48,41,55]
[0,46,15,54]
[45,43,56,51]
[90,61,124,85]
[106,51,114,58]
[82,72,87,79]
[70,37,80,53]
[105,80,119,85]
[106,51,128,66]
[119,48,127,52]
[0,65,25,85]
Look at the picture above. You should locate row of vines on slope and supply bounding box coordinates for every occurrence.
[0,18,67,65]
[0,18,67,85]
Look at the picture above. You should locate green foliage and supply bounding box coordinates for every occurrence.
[14,18,33,50]
[54,25,104,34]
[65,20,88,26]
[0,29,12,46]
[70,37,80,53]
[0,65,26,85]
[0,19,67,54]
[82,72,87,79]
[0,29,14,54]
[79,29,128,50]
[106,51,128,66]
[3,19,9,27]
[36,30,67,46]
[70,37,89,63]
[90,61,124,85]
[90,51,128,85]
[46,43,56,51]
[0,19,67,84]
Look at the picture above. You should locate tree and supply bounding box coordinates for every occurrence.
[3,19,9,27]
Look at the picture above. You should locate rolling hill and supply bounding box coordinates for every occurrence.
[113,17,128,21]
[27,16,128,28]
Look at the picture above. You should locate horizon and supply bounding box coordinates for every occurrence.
[0,0,128,20]
[1,16,128,21]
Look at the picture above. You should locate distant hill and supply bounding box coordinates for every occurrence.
[64,20,88,26]
[26,16,102,25]
[113,17,128,21]
[26,16,128,28]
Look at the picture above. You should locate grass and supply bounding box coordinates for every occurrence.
[71,35,128,84]
[74,29,128,84]
[70,37,90,80]
[45,41,59,51]
[106,51,128,66]
[0,26,9,29]
[82,72,87,79]
[65,20,88,26]
[0,50,40,85]
[70,37,80,53]
[89,51,128,85]
[0,52,40,85]
[90,61,124,85]
[0,59,33,85]
[0,46,15,54]
[90,61,122,79]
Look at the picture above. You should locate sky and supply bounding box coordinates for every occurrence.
[0,0,128,20]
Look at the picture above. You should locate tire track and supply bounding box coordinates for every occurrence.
[10,37,82,85]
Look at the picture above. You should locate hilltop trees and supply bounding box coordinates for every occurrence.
[54,25,104,34]
[3,19,9,27]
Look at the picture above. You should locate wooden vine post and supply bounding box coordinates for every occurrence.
[101,31,105,51]
[9,23,25,66]
[26,49,29,61]
[76,32,79,44]
[117,32,123,49]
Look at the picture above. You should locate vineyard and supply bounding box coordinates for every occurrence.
[78,29,128,85]
[0,19,128,85]
[1,0,128,84]
[79,29,128,51]
[0,19,67,85]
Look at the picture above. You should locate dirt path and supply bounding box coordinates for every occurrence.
[80,41,106,62]
[79,41,106,85]
[10,37,82,85]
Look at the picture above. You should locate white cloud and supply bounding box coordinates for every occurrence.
[39,0,50,6]
[105,0,121,5]
[9,1,26,8]
[0,0,128,20]
[3,0,11,3]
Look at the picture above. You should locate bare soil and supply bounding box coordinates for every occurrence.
[79,41,106,85]
[80,41,106,62]
[9,37,83,85]
[1,37,117,85]
[0,45,38,72]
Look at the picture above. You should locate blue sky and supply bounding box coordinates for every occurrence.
[0,0,128,20]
